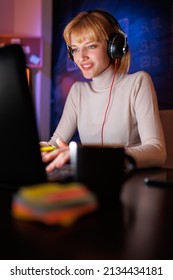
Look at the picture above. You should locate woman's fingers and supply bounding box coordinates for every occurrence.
[41,138,70,171]
[42,148,62,163]
[45,149,70,171]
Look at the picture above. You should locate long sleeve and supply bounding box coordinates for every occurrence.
[124,72,166,168]
[47,83,78,146]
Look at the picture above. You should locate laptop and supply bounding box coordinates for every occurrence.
[0,44,50,188]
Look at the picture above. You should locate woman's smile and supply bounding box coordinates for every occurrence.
[70,38,110,79]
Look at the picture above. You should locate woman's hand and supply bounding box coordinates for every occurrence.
[41,138,70,172]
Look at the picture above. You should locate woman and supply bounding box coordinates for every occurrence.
[41,9,166,172]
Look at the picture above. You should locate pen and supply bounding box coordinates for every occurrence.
[144,178,173,188]
[40,146,57,152]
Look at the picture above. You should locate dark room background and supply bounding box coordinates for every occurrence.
[51,0,173,141]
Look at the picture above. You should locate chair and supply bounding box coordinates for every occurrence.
[160,110,173,169]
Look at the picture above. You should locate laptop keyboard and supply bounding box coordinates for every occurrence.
[46,164,74,183]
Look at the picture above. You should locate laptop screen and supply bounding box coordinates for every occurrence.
[0,44,47,187]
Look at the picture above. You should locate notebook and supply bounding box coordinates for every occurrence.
[0,44,50,188]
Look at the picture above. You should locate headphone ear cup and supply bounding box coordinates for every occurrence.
[107,33,127,59]
[67,46,74,61]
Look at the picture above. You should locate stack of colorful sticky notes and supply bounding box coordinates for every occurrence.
[12,182,98,226]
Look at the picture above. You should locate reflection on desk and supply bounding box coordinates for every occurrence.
[0,168,173,260]
[121,168,173,259]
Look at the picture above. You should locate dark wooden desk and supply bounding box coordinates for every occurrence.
[0,168,173,260]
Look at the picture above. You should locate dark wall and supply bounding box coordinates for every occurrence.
[51,0,173,140]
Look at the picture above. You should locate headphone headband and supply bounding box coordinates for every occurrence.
[87,9,126,35]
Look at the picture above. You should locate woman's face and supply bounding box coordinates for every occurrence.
[70,37,110,79]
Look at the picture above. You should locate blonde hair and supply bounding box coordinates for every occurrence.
[63,10,130,75]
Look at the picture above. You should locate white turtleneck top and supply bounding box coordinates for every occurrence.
[46,65,166,168]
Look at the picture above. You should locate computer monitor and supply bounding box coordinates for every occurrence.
[0,44,47,187]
